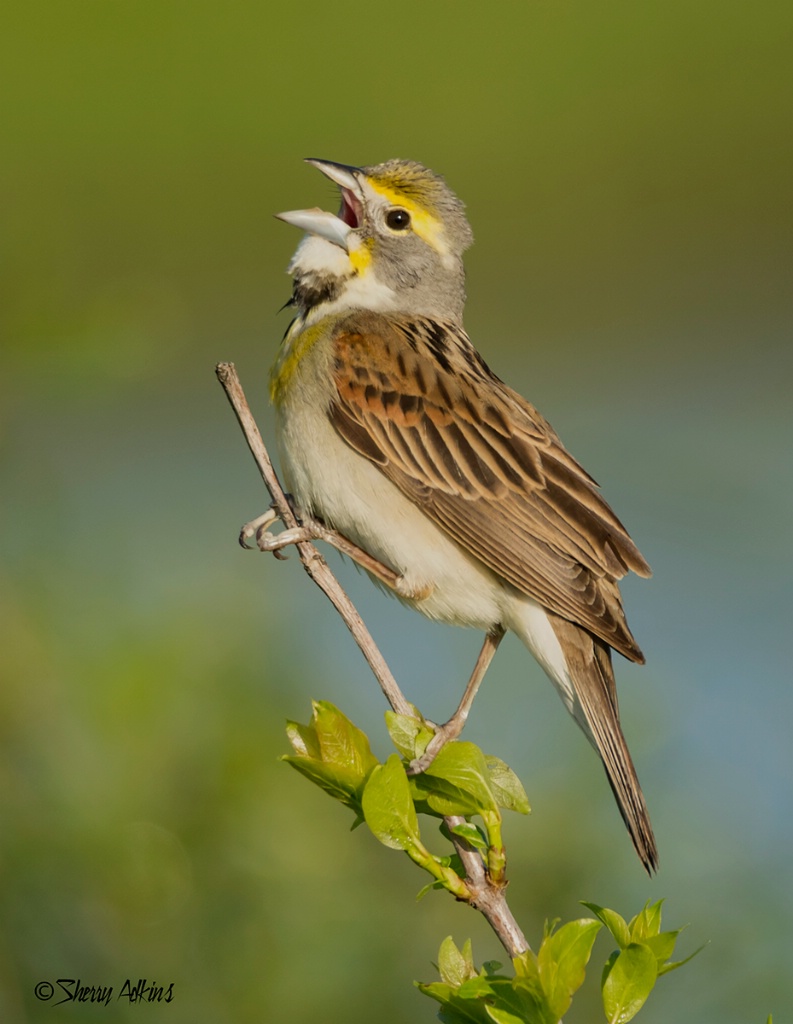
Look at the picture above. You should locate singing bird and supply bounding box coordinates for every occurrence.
[264,158,658,872]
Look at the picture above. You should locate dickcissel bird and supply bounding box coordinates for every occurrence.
[264,157,658,872]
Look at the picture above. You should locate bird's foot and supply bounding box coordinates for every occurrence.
[239,502,317,560]
[239,507,279,549]
[239,506,429,598]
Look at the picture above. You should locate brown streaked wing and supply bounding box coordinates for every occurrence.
[329,310,650,662]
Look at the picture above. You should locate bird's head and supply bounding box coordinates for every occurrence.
[277,158,473,322]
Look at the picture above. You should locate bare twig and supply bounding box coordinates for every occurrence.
[215,361,530,958]
[446,815,529,956]
[216,362,412,718]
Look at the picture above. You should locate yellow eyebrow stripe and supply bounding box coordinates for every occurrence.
[367,180,449,256]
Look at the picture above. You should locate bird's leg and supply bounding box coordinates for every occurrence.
[408,624,507,775]
[240,505,432,600]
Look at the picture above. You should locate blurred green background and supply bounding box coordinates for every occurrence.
[2,1,791,1020]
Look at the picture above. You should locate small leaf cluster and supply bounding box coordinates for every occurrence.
[419,904,700,1024]
[418,922,600,1024]
[582,899,704,1022]
[283,702,529,897]
[283,702,702,1022]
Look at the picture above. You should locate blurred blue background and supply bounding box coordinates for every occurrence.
[2,2,791,1020]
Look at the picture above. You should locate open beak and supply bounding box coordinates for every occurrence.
[275,159,365,250]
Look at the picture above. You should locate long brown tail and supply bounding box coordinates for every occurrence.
[548,615,659,874]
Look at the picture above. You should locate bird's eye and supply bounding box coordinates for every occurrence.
[385,208,411,231]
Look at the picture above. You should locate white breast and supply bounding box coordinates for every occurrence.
[277,381,509,630]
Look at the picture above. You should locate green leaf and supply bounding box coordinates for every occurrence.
[415,879,444,901]
[285,719,320,759]
[656,940,707,977]
[385,709,433,760]
[416,981,491,1024]
[312,700,378,777]
[629,899,664,941]
[410,741,501,817]
[581,902,631,949]
[501,977,557,1024]
[538,918,601,1018]
[602,943,658,1023]
[484,755,530,814]
[642,929,679,966]
[458,976,498,999]
[283,702,380,810]
[446,851,466,878]
[484,1007,526,1024]
[429,742,498,807]
[410,774,481,819]
[362,754,421,850]
[282,755,365,809]
[601,949,620,988]
[449,822,488,849]
[438,936,477,987]
[419,954,556,1024]
[513,949,540,981]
